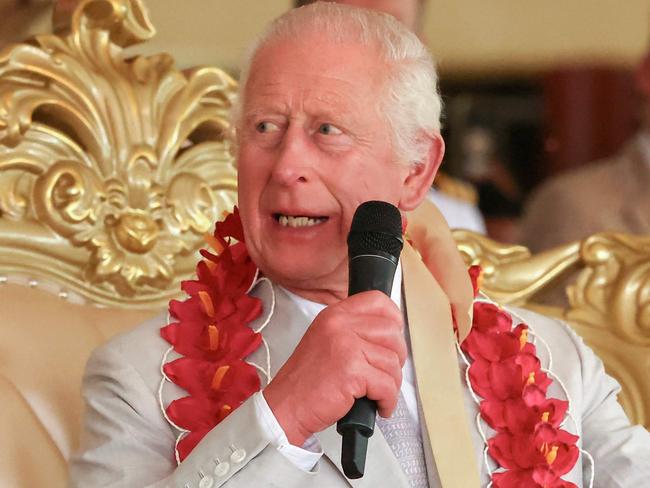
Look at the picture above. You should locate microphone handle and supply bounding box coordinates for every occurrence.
[337,253,397,479]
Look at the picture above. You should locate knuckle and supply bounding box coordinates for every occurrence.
[349,353,367,374]
[389,351,402,373]
[318,313,341,335]
[332,333,355,358]
[365,290,388,308]
[345,374,366,399]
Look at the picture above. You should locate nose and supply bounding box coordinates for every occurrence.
[271,123,310,186]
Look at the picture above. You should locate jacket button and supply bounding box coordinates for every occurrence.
[214,461,230,477]
[230,448,246,464]
[198,475,214,488]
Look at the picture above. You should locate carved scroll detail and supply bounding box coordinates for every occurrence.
[0,0,238,306]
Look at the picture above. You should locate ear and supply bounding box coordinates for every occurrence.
[398,132,445,211]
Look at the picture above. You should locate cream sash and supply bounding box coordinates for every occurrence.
[401,242,481,488]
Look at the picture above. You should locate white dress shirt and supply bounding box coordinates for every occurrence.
[253,264,422,471]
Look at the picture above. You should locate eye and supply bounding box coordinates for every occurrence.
[256,121,281,133]
[317,123,342,136]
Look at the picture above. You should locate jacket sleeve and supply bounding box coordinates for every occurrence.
[565,326,650,488]
[69,343,319,488]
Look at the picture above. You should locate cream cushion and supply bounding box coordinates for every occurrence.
[0,283,157,487]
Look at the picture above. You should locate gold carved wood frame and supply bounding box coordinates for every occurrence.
[0,0,238,309]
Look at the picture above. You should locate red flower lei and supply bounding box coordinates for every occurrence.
[160,207,264,461]
[462,265,580,488]
[160,211,581,482]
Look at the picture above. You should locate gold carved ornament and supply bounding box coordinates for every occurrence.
[0,0,238,308]
[453,229,650,428]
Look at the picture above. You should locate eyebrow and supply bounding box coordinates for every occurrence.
[243,88,364,126]
[242,99,290,120]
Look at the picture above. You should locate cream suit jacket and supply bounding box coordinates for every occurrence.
[69,280,650,487]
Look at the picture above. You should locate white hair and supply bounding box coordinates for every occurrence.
[232,2,442,165]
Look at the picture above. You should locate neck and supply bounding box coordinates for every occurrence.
[263,264,349,306]
[282,284,347,305]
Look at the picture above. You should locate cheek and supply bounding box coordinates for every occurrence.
[335,162,405,204]
[237,148,267,197]
[236,151,266,236]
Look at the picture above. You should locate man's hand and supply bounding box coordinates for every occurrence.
[263,291,406,446]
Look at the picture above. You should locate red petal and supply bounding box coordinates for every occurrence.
[177,429,210,462]
[463,330,502,362]
[503,398,540,434]
[160,322,181,345]
[164,357,217,396]
[480,400,507,429]
[216,206,245,242]
[224,327,263,360]
[469,359,497,400]
[468,265,482,297]
[532,465,560,486]
[488,432,518,469]
[489,361,524,400]
[492,469,538,488]
[511,433,543,468]
[550,444,580,476]
[181,279,209,296]
[522,384,547,407]
[473,302,513,333]
[166,396,216,431]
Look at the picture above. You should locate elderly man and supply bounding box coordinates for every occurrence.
[70,4,650,487]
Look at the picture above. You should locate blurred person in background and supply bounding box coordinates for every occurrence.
[520,50,650,252]
[460,126,523,242]
[295,0,487,234]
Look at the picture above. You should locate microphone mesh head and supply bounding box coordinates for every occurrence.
[348,201,404,259]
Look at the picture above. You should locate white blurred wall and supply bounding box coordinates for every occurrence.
[425,0,649,74]
[2,0,648,74]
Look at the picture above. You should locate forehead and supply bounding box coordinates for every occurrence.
[244,33,387,109]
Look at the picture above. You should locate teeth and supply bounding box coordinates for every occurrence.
[278,215,326,228]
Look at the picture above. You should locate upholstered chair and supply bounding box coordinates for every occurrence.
[0,0,237,485]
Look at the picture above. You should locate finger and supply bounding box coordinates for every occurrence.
[364,367,400,418]
[360,342,403,390]
[337,290,403,324]
[351,322,407,366]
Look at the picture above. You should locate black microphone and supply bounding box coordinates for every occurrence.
[336,200,404,479]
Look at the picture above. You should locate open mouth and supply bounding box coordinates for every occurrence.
[273,213,329,228]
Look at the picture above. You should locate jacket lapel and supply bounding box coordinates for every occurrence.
[246,281,311,378]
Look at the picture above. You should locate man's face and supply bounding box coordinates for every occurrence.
[331,0,420,31]
[236,34,414,295]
